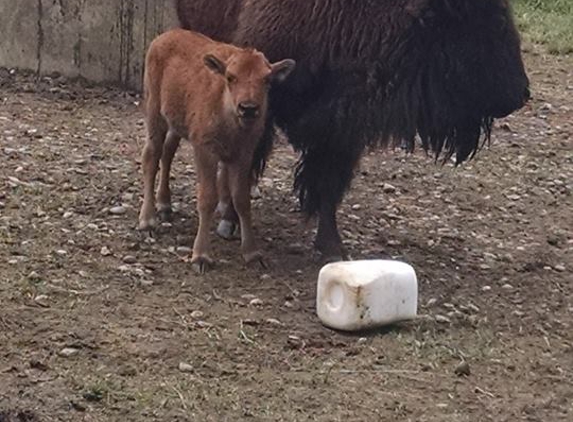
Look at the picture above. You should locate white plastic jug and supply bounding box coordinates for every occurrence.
[316,260,418,331]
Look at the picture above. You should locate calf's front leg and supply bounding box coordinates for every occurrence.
[191,147,219,274]
[226,162,264,267]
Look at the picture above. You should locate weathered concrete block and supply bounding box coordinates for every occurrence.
[0,0,178,90]
[0,1,40,72]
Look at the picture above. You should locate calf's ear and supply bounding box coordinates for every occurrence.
[204,54,226,75]
[270,59,296,83]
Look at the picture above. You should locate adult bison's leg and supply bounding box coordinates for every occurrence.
[295,143,362,261]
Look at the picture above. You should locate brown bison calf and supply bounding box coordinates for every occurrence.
[138,29,295,273]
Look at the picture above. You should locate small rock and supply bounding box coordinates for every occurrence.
[176,246,192,255]
[467,304,480,313]
[382,183,396,193]
[266,318,282,326]
[481,285,492,292]
[178,362,194,373]
[34,295,50,307]
[260,274,271,281]
[454,361,471,377]
[357,337,368,344]
[426,298,438,307]
[139,279,154,287]
[287,335,302,348]
[122,255,137,264]
[190,310,204,319]
[435,315,451,324]
[539,102,553,113]
[28,271,41,282]
[109,206,127,215]
[55,249,67,256]
[502,283,513,290]
[554,264,566,272]
[351,204,362,210]
[100,246,112,256]
[122,192,135,202]
[59,347,79,358]
[63,211,73,219]
[249,298,264,307]
[286,242,304,255]
[118,365,137,377]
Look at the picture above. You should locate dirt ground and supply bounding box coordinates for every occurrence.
[0,49,572,422]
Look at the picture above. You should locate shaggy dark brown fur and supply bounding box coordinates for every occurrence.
[175,0,530,258]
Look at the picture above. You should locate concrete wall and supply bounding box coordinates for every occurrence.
[0,0,178,90]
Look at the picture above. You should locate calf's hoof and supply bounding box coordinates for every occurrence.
[157,204,173,222]
[216,219,239,240]
[138,217,157,231]
[243,250,266,269]
[191,255,214,275]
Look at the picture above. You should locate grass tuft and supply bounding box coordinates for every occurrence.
[513,0,573,54]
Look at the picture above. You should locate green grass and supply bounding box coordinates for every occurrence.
[513,0,573,54]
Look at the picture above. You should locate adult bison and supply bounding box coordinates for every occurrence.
[175,0,530,260]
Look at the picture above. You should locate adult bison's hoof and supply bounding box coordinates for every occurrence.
[216,219,239,240]
[314,239,350,263]
[315,251,352,264]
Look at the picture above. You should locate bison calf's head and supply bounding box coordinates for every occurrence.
[204,51,295,126]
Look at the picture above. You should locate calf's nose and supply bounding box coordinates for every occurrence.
[238,102,260,119]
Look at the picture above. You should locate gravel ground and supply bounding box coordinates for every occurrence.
[0,50,572,421]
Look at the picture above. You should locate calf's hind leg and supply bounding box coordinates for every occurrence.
[216,164,240,240]
[139,117,168,230]
[156,131,181,221]
[216,170,260,240]
[191,147,219,274]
